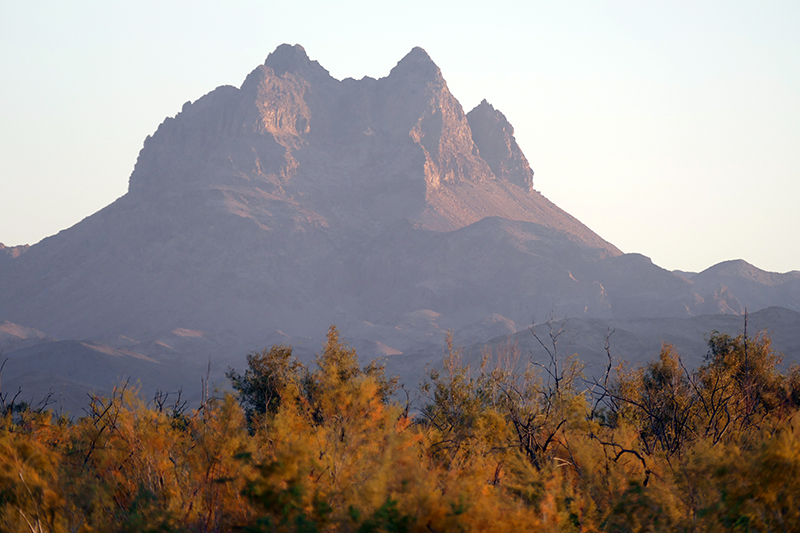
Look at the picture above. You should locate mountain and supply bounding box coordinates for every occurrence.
[0,45,621,343]
[689,260,800,313]
[1,44,798,408]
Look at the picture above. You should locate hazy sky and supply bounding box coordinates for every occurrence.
[1,1,799,273]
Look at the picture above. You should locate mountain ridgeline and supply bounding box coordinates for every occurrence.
[1,44,799,409]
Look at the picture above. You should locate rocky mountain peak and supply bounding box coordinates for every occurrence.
[263,43,331,82]
[387,46,443,85]
[467,99,534,192]
[123,44,615,244]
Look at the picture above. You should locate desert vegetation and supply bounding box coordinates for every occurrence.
[2,324,800,532]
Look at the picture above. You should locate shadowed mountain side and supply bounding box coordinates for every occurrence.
[0,321,52,353]
[0,190,342,341]
[342,217,619,327]
[576,253,728,317]
[0,243,29,277]
[0,210,614,347]
[0,340,209,416]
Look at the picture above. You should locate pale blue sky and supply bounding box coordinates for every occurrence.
[1,1,799,272]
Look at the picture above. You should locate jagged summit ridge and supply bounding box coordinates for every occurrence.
[264,43,332,81]
[125,44,612,249]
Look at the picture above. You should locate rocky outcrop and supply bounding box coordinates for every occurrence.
[467,100,534,192]
[0,243,29,258]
